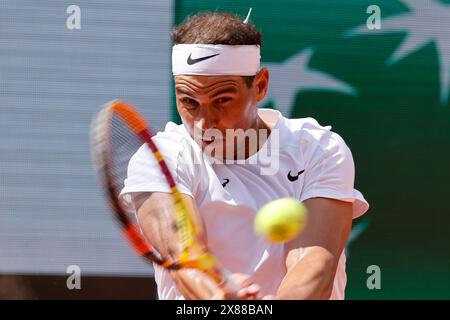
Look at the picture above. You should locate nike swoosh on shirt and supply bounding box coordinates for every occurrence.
[187,53,220,65]
[222,178,230,187]
[287,170,305,182]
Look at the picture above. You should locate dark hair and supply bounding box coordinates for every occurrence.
[171,12,262,87]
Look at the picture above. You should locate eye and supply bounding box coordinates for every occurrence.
[214,97,232,105]
[180,97,199,109]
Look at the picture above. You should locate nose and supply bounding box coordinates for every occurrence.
[197,107,219,131]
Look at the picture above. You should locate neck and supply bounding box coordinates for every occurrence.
[240,115,272,159]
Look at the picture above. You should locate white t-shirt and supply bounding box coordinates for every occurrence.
[120,108,369,300]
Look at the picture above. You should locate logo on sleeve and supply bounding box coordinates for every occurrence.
[287,170,305,182]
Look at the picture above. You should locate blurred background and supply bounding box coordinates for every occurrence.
[1,0,449,299]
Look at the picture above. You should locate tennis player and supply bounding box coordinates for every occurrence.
[120,12,369,300]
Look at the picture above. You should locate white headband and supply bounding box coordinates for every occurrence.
[172,44,260,76]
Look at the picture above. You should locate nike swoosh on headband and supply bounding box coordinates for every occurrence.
[187,53,220,65]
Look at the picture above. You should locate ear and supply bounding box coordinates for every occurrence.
[254,67,270,103]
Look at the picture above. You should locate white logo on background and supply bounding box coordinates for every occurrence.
[366,265,381,290]
[366,5,381,30]
[66,265,81,290]
[66,5,81,30]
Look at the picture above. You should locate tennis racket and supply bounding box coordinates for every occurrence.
[90,100,237,292]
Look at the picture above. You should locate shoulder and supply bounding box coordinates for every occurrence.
[130,120,208,177]
[123,121,204,197]
[131,121,194,164]
[280,116,350,159]
[153,121,192,149]
[283,116,334,142]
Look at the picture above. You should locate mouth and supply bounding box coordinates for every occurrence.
[200,136,223,146]
[202,137,220,143]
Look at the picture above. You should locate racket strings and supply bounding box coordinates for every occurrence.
[108,113,186,265]
[110,114,143,197]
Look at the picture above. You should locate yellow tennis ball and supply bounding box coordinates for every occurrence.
[254,198,308,243]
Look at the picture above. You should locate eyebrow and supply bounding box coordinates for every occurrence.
[176,88,194,96]
[209,87,238,98]
[175,87,238,98]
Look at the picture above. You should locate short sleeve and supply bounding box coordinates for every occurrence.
[118,131,196,212]
[299,130,369,219]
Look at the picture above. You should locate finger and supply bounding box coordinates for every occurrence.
[239,285,261,300]
[210,291,225,300]
[236,288,249,299]
[230,273,251,288]
[247,283,260,295]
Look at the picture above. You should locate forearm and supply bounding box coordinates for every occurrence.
[276,246,338,300]
[171,268,226,300]
[136,193,219,299]
[136,193,257,300]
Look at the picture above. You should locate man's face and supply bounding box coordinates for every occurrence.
[174,69,269,158]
